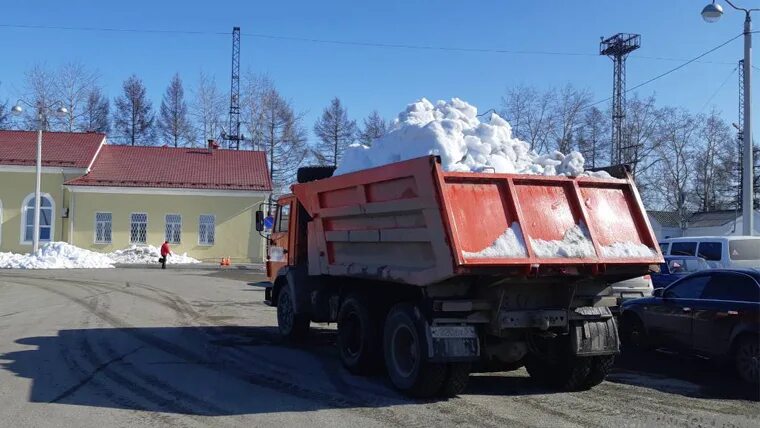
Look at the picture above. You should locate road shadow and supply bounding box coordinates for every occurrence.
[0,325,411,416]
[608,350,759,401]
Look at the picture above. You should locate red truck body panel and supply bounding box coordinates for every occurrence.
[291,156,662,286]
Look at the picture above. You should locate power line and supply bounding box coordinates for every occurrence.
[586,33,742,108]
[700,64,738,112]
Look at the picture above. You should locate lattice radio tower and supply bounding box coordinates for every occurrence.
[223,27,244,150]
[600,33,641,165]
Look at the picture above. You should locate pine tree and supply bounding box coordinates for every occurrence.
[357,110,387,145]
[191,71,226,144]
[81,88,110,133]
[158,73,193,147]
[313,97,356,167]
[113,75,155,146]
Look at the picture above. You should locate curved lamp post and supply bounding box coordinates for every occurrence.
[10,100,68,252]
[702,1,760,235]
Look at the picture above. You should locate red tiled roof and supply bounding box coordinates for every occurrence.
[0,130,105,168]
[65,145,272,192]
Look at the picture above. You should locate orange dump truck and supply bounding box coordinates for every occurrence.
[256,155,662,397]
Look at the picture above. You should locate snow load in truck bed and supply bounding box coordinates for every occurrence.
[336,98,610,178]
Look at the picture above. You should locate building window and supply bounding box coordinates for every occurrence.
[199,214,215,245]
[95,212,112,244]
[21,193,55,244]
[165,214,182,244]
[130,213,148,244]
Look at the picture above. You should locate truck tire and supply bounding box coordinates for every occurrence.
[582,355,615,388]
[277,287,310,341]
[383,303,447,398]
[525,355,592,391]
[297,166,336,183]
[440,363,471,397]
[734,335,759,384]
[337,295,380,374]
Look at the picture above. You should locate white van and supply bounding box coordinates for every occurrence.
[661,236,760,268]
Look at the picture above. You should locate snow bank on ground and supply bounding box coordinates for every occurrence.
[463,222,527,258]
[0,242,200,269]
[530,223,597,258]
[601,242,658,258]
[108,245,200,265]
[0,242,114,269]
[336,98,611,178]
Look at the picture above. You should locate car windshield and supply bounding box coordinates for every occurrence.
[667,258,709,273]
[728,239,760,261]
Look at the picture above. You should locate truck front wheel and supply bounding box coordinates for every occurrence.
[383,303,447,398]
[337,295,380,374]
[277,287,310,341]
[525,354,592,391]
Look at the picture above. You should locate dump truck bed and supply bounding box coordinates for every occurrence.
[292,156,662,286]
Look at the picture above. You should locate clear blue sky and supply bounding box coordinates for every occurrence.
[0,0,755,141]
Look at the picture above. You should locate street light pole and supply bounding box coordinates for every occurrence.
[702,0,760,235]
[11,100,68,253]
[741,12,753,235]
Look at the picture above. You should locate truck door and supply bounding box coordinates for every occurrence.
[267,198,293,281]
[692,272,759,357]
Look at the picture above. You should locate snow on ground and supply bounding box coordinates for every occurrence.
[336,98,612,178]
[530,223,597,258]
[463,222,527,258]
[108,245,200,265]
[0,242,200,269]
[601,242,658,258]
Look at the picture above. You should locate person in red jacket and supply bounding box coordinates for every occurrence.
[159,241,171,269]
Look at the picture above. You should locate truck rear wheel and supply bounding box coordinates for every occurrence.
[277,287,310,341]
[337,295,380,374]
[440,363,471,397]
[383,303,447,398]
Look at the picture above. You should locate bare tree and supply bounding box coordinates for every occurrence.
[191,72,226,145]
[357,110,387,146]
[314,97,356,167]
[23,64,57,130]
[576,106,610,169]
[692,109,734,211]
[261,88,308,195]
[551,84,592,153]
[53,61,99,131]
[241,71,276,151]
[80,88,110,133]
[113,75,155,146]
[158,73,193,147]
[500,85,555,153]
[654,107,699,219]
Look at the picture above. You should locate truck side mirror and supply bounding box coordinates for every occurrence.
[255,210,265,232]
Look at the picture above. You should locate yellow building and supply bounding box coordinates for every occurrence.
[0,130,271,262]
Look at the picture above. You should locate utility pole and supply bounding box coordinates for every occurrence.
[600,33,641,165]
[223,27,244,150]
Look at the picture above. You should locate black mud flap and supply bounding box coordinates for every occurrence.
[570,317,619,356]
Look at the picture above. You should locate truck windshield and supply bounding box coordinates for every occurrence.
[728,239,760,261]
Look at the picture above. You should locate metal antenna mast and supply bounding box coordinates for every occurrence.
[600,33,641,165]
[223,27,244,150]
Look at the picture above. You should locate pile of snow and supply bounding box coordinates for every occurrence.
[0,242,201,269]
[463,223,527,258]
[108,245,200,265]
[337,98,611,178]
[0,242,114,269]
[530,223,597,258]
[601,242,658,258]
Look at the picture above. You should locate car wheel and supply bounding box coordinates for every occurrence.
[620,314,649,352]
[735,336,759,384]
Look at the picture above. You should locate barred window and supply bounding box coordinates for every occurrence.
[199,214,215,245]
[95,212,112,243]
[165,214,182,244]
[130,213,148,244]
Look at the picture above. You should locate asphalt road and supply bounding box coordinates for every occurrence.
[0,268,757,427]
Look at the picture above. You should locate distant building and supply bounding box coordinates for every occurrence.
[0,130,271,262]
[647,209,760,241]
